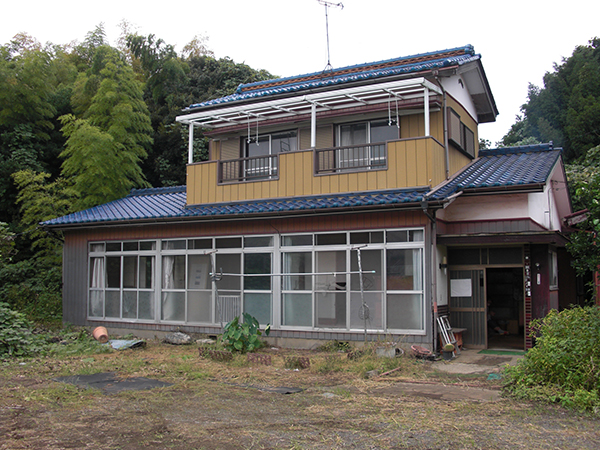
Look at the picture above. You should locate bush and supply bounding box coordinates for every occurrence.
[504,306,600,413]
[0,302,44,357]
[221,312,270,353]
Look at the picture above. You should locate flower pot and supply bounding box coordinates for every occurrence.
[92,326,108,343]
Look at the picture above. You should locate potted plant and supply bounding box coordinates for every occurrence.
[441,343,455,361]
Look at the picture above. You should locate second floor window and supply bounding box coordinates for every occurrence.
[245,130,297,157]
[242,130,297,180]
[335,120,397,170]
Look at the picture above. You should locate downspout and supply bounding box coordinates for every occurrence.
[434,73,450,180]
[421,200,438,353]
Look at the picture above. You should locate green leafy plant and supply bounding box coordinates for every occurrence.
[504,306,600,413]
[0,302,44,357]
[221,312,270,354]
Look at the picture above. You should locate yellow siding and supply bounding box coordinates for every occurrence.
[187,137,446,205]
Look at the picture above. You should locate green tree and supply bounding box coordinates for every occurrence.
[61,45,152,210]
[565,144,600,279]
[502,37,600,161]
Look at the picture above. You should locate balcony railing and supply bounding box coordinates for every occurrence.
[219,155,279,183]
[315,143,387,174]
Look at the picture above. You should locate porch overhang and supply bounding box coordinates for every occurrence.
[437,231,569,247]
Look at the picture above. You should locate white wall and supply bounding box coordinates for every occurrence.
[438,193,529,222]
[440,75,478,122]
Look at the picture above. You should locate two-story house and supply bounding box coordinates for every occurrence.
[43,45,576,351]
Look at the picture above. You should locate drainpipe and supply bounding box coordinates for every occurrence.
[421,200,438,353]
[434,73,450,179]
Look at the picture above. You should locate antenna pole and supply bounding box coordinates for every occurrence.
[317,0,343,71]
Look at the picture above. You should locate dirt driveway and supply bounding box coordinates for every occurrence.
[1,341,599,449]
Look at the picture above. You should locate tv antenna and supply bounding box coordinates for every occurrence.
[317,0,343,72]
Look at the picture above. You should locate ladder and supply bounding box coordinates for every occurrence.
[437,316,460,355]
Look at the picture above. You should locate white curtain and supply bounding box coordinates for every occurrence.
[413,249,422,290]
[162,256,175,320]
[89,258,104,317]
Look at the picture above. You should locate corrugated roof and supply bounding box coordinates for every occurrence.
[42,187,429,227]
[428,143,561,200]
[183,45,479,111]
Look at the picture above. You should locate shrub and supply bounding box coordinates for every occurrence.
[221,312,270,353]
[504,306,600,413]
[0,302,44,357]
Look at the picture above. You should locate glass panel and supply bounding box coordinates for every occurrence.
[350,231,384,244]
[316,233,346,246]
[123,242,138,252]
[351,249,382,291]
[340,123,367,146]
[350,292,383,329]
[216,237,242,249]
[122,291,137,319]
[244,236,273,247]
[90,243,105,252]
[139,241,156,251]
[123,256,137,288]
[105,291,121,318]
[189,238,212,249]
[215,254,241,290]
[138,291,154,320]
[386,249,422,290]
[282,235,312,246]
[162,292,185,321]
[247,135,270,157]
[188,255,211,290]
[283,293,312,326]
[106,242,121,252]
[163,255,185,290]
[370,120,398,143]
[106,257,121,288]
[316,251,346,292]
[282,252,312,290]
[271,131,297,153]
[244,253,271,290]
[488,247,522,264]
[409,230,424,242]
[139,256,154,289]
[387,230,408,242]
[244,293,271,324]
[90,257,104,288]
[387,293,423,330]
[448,248,480,265]
[89,290,104,317]
[162,240,186,250]
[188,291,212,323]
[316,292,346,328]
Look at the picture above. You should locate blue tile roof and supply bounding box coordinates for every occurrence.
[42,144,562,228]
[42,187,430,227]
[184,45,479,111]
[428,143,562,200]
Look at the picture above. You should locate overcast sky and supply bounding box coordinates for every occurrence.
[2,0,598,145]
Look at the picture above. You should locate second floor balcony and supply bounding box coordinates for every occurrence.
[186,136,448,206]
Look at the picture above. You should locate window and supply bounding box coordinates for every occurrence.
[448,108,475,158]
[243,130,297,180]
[88,229,426,333]
[336,120,396,169]
[549,248,558,289]
[88,242,156,320]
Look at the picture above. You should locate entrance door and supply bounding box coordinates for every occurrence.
[449,270,486,348]
[486,267,524,350]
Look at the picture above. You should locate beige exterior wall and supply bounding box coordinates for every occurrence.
[187,137,446,205]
